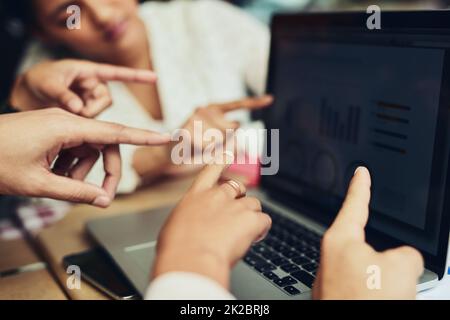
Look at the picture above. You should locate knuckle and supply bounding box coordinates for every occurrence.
[211,188,228,202]
[105,94,113,106]
[399,246,424,266]
[194,107,205,115]
[235,200,248,211]
[247,197,262,210]
[321,230,339,251]
[112,123,127,137]
[82,109,96,119]
[383,249,399,263]
[261,213,272,227]
[245,210,261,223]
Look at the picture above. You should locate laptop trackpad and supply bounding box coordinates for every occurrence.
[125,242,157,275]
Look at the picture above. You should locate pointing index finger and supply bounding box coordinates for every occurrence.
[333,167,372,231]
[76,118,171,146]
[87,63,157,84]
[216,95,274,113]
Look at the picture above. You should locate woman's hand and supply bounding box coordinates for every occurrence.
[180,95,273,152]
[132,96,273,182]
[313,167,424,300]
[0,108,170,207]
[9,59,157,118]
[153,158,272,289]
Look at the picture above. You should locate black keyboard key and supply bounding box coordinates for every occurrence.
[272,244,288,252]
[255,263,276,273]
[302,263,318,272]
[274,276,298,287]
[262,238,277,248]
[252,244,270,254]
[284,236,299,246]
[263,272,279,280]
[292,271,315,288]
[270,229,282,239]
[305,241,320,249]
[265,237,282,249]
[281,249,299,259]
[293,244,311,253]
[262,251,281,261]
[281,264,301,273]
[292,256,311,265]
[306,251,320,261]
[284,286,301,296]
[271,257,289,266]
[244,254,266,267]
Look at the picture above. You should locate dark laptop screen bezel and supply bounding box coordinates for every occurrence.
[260,11,450,279]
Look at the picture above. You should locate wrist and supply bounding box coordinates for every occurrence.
[132,144,172,177]
[152,247,231,290]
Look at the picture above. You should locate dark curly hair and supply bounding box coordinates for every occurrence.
[1,0,161,29]
[2,1,36,28]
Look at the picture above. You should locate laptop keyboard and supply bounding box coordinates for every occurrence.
[243,207,322,296]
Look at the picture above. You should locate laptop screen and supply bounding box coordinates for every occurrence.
[261,12,450,275]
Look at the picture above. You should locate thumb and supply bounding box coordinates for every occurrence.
[43,82,84,114]
[41,173,112,208]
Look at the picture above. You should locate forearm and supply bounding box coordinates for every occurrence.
[132,145,172,184]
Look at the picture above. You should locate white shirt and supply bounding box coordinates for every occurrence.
[20,0,270,193]
[145,272,235,300]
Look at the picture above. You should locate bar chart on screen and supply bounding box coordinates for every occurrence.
[318,98,361,145]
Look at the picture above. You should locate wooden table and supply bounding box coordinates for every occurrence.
[33,176,194,300]
[0,238,66,300]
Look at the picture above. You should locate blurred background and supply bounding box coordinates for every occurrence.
[1,0,450,102]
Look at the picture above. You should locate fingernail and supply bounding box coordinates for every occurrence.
[139,70,157,79]
[93,196,111,208]
[150,132,172,144]
[354,166,363,176]
[255,231,270,244]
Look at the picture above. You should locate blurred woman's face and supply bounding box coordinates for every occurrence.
[32,0,143,62]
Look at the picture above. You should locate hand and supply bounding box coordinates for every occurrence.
[313,167,424,300]
[177,95,273,153]
[152,158,272,289]
[0,109,170,207]
[9,59,157,118]
[132,96,274,183]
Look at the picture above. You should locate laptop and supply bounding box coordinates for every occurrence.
[87,11,450,299]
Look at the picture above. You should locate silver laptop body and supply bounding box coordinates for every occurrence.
[88,11,450,299]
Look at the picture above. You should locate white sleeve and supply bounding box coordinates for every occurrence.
[241,14,271,96]
[199,0,271,96]
[17,41,54,75]
[145,272,236,300]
